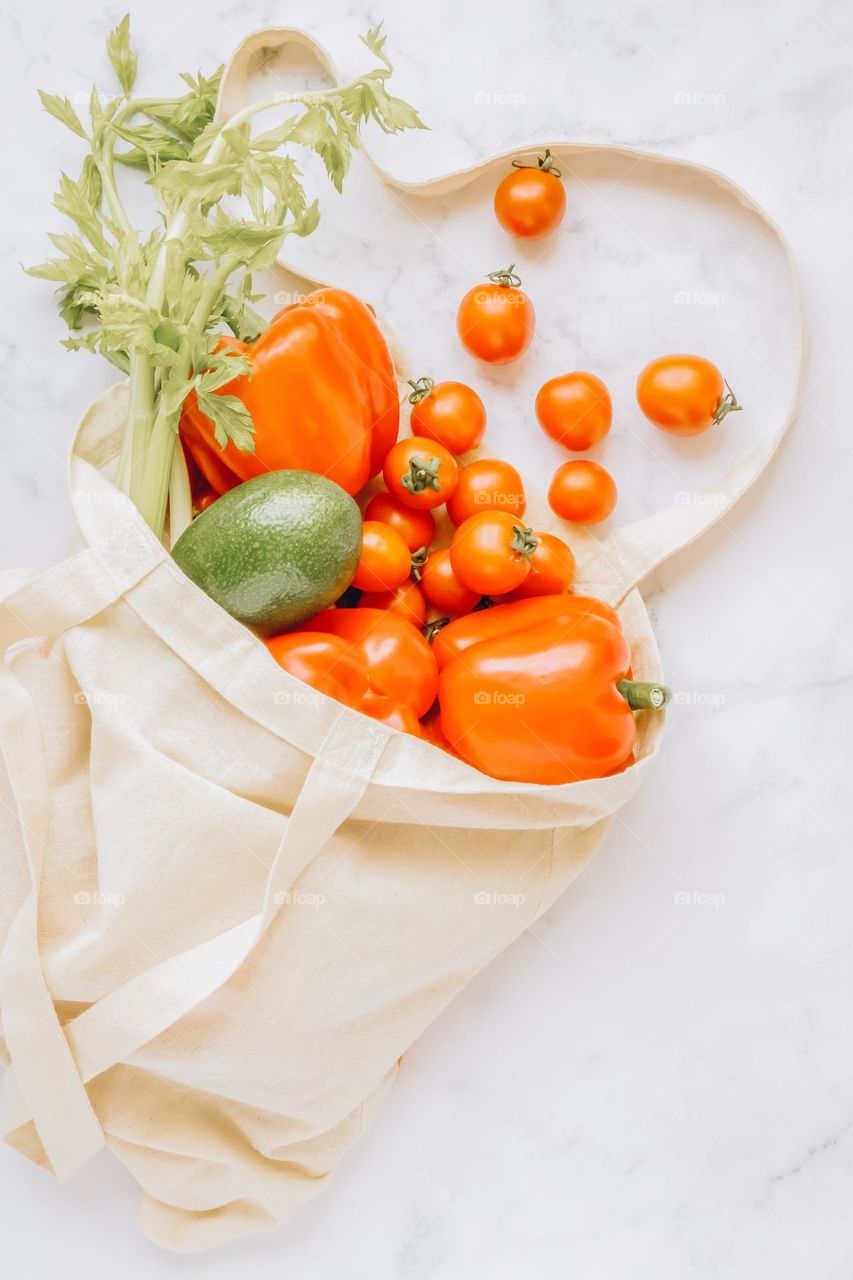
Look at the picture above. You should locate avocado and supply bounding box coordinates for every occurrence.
[172,470,362,636]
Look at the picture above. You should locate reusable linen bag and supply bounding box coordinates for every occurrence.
[0,25,802,1253]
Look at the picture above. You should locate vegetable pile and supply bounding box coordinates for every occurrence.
[32,31,747,786]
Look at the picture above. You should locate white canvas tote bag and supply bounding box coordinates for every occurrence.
[0,26,803,1253]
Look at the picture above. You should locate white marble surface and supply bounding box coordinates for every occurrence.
[2,0,853,1275]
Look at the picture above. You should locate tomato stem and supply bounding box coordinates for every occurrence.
[487,264,522,289]
[423,617,450,642]
[714,381,743,424]
[402,454,442,495]
[410,546,429,581]
[511,147,561,177]
[407,376,435,405]
[511,525,540,560]
[617,680,671,710]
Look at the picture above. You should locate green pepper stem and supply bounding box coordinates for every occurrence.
[617,679,671,710]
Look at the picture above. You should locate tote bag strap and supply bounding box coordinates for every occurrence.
[1,709,392,1178]
[216,28,804,606]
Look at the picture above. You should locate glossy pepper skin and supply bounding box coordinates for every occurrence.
[180,289,399,497]
[431,594,620,671]
[294,608,438,720]
[267,610,437,737]
[438,608,642,784]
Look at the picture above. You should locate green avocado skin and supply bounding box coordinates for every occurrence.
[172,470,363,637]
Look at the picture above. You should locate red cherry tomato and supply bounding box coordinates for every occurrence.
[548,461,617,525]
[364,492,436,551]
[636,354,741,436]
[382,437,458,511]
[446,458,526,526]
[457,266,535,365]
[266,632,368,708]
[195,491,217,514]
[494,150,566,240]
[535,372,612,451]
[407,377,487,455]
[420,548,482,615]
[450,512,539,596]
[352,521,411,593]
[359,579,427,628]
[506,533,576,598]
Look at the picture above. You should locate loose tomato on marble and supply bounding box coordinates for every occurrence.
[382,437,458,511]
[535,371,612,451]
[494,149,566,240]
[450,512,539,597]
[407,377,486,455]
[456,266,535,365]
[548,460,617,525]
[636,354,741,436]
[446,458,526,526]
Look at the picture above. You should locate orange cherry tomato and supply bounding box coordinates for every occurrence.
[450,512,539,596]
[352,521,411,593]
[494,150,566,240]
[456,266,535,365]
[266,632,369,708]
[636,354,741,436]
[359,579,427,628]
[535,372,612,451]
[420,548,482,616]
[407,377,487,455]
[364,492,436,551]
[382,437,458,511]
[548,460,617,525]
[505,533,576,598]
[446,458,526,526]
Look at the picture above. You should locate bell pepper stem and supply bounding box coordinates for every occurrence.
[617,679,671,710]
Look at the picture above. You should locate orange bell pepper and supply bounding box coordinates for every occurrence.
[430,594,621,670]
[180,288,399,497]
[268,608,439,735]
[437,603,669,784]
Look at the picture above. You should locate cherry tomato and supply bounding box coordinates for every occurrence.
[506,533,576,598]
[446,458,526,526]
[420,548,482,615]
[266,632,368,708]
[382,437,458,511]
[352,521,411,593]
[407,377,486,455]
[359,579,427,628]
[457,266,535,365]
[636,354,741,436]
[450,512,539,596]
[535,372,612,451]
[548,460,617,525]
[494,150,566,240]
[364,492,436,551]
